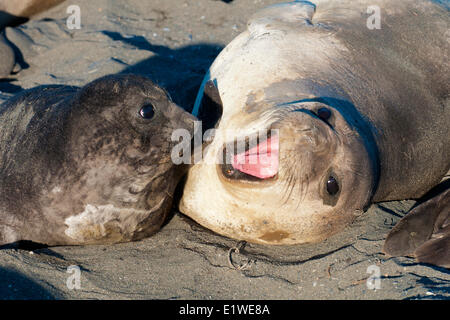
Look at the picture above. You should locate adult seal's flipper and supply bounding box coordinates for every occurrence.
[384,186,450,268]
[198,80,223,132]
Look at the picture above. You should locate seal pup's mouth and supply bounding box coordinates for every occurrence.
[221,131,279,181]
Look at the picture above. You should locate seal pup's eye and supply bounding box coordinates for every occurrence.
[317,107,331,121]
[139,104,155,119]
[326,176,339,195]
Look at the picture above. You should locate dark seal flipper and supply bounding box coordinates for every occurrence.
[198,80,223,133]
[414,235,450,269]
[384,185,450,268]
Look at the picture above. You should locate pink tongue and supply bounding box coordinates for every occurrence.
[232,135,279,179]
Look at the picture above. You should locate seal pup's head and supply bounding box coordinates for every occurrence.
[57,74,199,244]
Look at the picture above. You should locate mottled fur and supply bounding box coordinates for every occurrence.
[0,74,196,245]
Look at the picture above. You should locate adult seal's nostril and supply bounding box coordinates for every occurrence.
[317,108,331,121]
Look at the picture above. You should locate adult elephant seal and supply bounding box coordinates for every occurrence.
[180,0,449,266]
[0,0,65,29]
[0,74,196,246]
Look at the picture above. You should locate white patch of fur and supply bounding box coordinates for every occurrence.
[51,186,62,194]
[64,202,161,242]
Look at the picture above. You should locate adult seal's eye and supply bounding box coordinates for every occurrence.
[326,176,339,195]
[139,104,155,119]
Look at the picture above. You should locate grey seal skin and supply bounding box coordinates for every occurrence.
[180,0,449,267]
[0,74,196,246]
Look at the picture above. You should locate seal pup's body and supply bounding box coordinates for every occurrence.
[180,0,449,266]
[0,74,196,246]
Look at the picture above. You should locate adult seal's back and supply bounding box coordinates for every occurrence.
[0,74,196,246]
[180,0,449,265]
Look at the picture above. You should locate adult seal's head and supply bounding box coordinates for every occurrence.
[0,74,197,246]
[182,88,375,245]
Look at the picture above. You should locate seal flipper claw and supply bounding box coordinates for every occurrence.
[383,187,450,268]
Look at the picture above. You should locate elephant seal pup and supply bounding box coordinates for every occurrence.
[0,74,196,246]
[180,0,450,263]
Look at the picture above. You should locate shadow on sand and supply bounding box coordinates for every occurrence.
[102,31,223,112]
[0,267,56,299]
